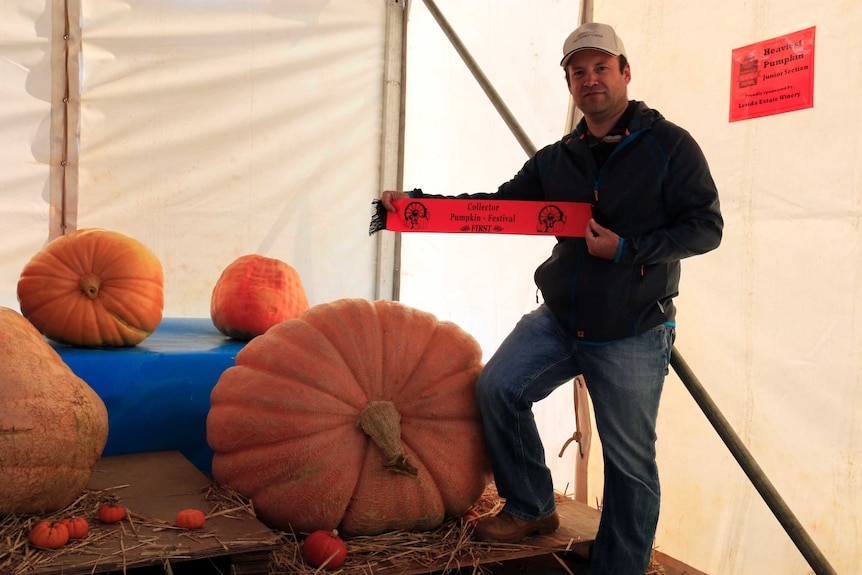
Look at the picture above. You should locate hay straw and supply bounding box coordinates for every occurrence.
[647,554,667,575]
[0,485,128,574]
[0,483,255,575]
[3,481,668,575]
[264,484,571,575]
[205,482,256,518]
[265,484,668,575]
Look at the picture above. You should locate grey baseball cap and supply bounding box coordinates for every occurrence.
[560,22,627,67]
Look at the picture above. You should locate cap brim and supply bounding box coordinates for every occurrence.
[560,47,622,67]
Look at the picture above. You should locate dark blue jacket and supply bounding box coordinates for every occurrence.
[418,101,723,342]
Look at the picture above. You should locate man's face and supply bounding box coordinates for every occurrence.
[565,50,631,118]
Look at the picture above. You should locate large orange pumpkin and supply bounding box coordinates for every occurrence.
[17,228,164,347]
[210,254,308,341]
[206,298,491,536]
[0,306,109,514]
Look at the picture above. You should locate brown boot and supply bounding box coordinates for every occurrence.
[473,510,560,543]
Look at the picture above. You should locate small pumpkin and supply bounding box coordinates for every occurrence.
[29,521,69,549]
[58,516,89,539]
[174,508,206,529]
[210,254,308,341]
[0,306,109,515]
[207,298,491,536]
[97,502,126,524]
[17,228,164,347]
[301,529,347,569]
[461,508,481,525]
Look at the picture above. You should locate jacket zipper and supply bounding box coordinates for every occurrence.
[592,129,641,207]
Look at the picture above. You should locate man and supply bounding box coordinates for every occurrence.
[381,22,722,575]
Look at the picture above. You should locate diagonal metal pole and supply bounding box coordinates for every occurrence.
[420,0,537,157]
[671,349,837,575]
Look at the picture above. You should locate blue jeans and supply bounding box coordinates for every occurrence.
[475,305,675,575]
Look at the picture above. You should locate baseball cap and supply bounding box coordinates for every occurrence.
[560,22,626,67]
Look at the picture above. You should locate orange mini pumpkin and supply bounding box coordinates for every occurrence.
[207,298,491,536]
[29,521,69,549]
[302,529,347,569]
[59,516,89,539]
[17,228,164,347]
[97,502,126,524]
[210,254,308,341]
[174,508,206,529]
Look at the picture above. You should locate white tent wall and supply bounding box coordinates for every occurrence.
[401,1,859,574]
[595,2,861,574]
[1,0,390,314]
[0,1,56,311]
[2,0,859,573]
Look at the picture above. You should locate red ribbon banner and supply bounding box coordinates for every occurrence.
[370,198,592,237]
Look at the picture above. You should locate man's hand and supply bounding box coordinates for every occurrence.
[381,190,410,212]
[585,218,621,260]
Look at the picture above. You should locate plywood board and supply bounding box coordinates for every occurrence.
[22,451,280,575]
[15,452,600,575]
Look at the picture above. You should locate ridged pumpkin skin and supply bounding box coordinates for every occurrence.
[210,254,309,341]
[0,306,109,514]
[17,228,164,347]
[207,298,491,536]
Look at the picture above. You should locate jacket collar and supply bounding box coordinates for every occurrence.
[568,100,658,142]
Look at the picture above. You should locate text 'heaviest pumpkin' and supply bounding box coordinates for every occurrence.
[210,254,308,341]
[17,228,164,347]
[0,307,109,514]
[206,298,491,536]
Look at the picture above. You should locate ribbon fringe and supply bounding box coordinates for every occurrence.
[368,199,388,235]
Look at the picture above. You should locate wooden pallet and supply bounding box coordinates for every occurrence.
[15,451,603,575]
[19,451,280,575]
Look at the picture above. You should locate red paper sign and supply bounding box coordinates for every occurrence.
[730,27,815,122]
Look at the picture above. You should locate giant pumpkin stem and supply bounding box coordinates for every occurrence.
[358,400,418,478]
[79,274,102,299]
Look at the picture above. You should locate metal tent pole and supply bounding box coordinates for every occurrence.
[375,0,409,302]
[419,0,537,158]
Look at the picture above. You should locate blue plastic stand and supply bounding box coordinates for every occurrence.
[52,318,245,476]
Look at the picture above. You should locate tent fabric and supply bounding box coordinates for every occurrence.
[1,1,860,574]
[0,1,56,310]
[400,2,860,575]
[592,2,861,574]
[1,0,388,314]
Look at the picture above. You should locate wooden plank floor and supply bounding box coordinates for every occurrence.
[15,452,706,575]
[367,498,600,575]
